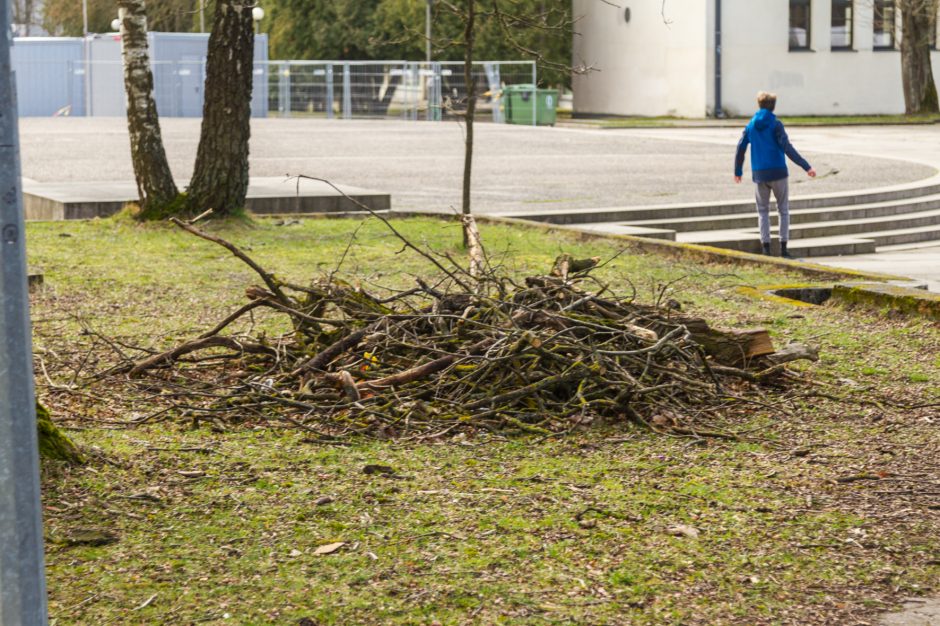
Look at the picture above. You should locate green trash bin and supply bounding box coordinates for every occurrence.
[502,85,559,126]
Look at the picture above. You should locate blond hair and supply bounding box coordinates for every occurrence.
[757,91,777,111]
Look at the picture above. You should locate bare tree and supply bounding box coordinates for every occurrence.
[432,0,579,247]
[185,2,256,216]
[899,0,939,114]
[461,0,477,239]
[11,0,38,35]
[118,0,180,218]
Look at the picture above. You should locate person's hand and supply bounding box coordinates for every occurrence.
[734,176,742,184]
[807,168,817,178]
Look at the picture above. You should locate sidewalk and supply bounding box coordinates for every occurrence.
[813,244,940,292]
[603,125,940,292]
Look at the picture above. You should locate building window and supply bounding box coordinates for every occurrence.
[873,0,896,49]
[831,0,853,49]
[790,0,812,50]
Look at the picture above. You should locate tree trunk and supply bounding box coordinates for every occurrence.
[461,0,477,247]
[185,2,255,216]
[118,0,180,218]
[36,403,83,464]
[900,0,940,114]
[13,0,36,35]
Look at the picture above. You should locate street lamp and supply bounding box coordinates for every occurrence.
[252,6,265,34]
[111,18,121,32]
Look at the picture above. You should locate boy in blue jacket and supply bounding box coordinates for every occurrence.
[734,91,816,258]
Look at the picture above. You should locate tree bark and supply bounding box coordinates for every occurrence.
[900,0,940,114]
[12,0,36,35]
[461,0,477,247]
[36,403,83,464]
[185,1,255,216]
[118,0,180,218]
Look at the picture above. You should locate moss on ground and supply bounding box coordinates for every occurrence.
[36,402,83,464]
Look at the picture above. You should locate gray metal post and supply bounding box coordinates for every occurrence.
[325,64,334,120]
[81,0,91,117]
[430,62,442,122]
[425,0,432,63]
[0,0,50,623]
[278,62,290,117]
[531,61,537,127]
[342,63,351,120]
[714,0,723,118]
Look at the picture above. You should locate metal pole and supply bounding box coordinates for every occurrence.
[342,63,351,120]
[0,0,50,623]
[531,61,537,127]
[714,0,723,118]
[279,62,290,117]
[81,0,91,117]
[199,1,205,33]
[426,0,432,63]
[326,64,334,120]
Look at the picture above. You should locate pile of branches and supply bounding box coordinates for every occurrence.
[102,215,816,440]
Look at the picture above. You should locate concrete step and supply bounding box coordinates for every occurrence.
[676,209,940,251]
[786,207,940,240]
[495,178,940,225]
[677,229,877,256]
[573,223,676,240]
[22,178,392,220]
[877,240,940,252]
[863,223,940,247]
[626,193,940,233]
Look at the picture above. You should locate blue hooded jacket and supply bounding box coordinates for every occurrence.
[734,109,811,183]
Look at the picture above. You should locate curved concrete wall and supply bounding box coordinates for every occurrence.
[572,0,707,118]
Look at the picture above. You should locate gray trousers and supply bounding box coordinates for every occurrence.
[754,178,790,243]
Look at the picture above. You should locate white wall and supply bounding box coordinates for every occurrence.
[717,0,940,116]
[575,0,940,117]
[572,0,708,117]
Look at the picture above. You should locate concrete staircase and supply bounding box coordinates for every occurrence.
[497,178,940,257]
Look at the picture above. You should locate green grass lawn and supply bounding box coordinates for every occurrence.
[29,216,939,625]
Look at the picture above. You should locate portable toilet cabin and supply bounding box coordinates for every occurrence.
[12,32,269,118]
[10,37,87,117]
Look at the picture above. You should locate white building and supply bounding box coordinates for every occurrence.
[572,0,940,117]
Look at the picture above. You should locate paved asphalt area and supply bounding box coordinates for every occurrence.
[880,597,940,626]
[17,118,940,289]
[17,117,936,214]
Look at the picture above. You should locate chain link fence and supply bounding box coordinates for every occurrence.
[12,46,538,124]
[265,60,537,123]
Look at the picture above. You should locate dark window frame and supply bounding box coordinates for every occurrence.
[873,0,897,50]
[789,0,812,51]
[831,0,854,50]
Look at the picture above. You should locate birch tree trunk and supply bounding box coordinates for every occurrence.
[118,0,180,217]
[461,0,477,247]
[185,2,255,216]
[12,0,36,35]
[900,0,940,114]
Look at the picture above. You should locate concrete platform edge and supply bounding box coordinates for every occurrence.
[463,213,940,321]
